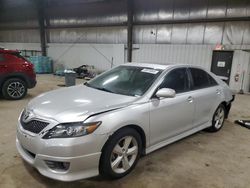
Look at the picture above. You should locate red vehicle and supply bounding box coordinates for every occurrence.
[0,49,36,100]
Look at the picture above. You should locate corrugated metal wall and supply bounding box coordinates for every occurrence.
[0,0,38,26]
[49,27,127,44]
[0,42,41,51]
[132,44,215,69]
[0,30,40,43]
[1,21,249,45]
[133,0,250,22]
[47,43,125,71]
[1,0,250,91]
[0,42,125,71]
[47,0,127,27]
[132,44,250,68]
[1,0,250,44]
[133,21,250,45]
[0,41,126,74]
[229,50,250,92]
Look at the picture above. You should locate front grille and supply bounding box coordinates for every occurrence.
[21,120,49,134]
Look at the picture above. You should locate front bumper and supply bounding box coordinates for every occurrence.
[27,78,36,89]
[225,94,235,119]
[16,123,108,181]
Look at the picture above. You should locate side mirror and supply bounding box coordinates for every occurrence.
[156,88,176,98]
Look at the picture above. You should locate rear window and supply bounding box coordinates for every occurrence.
[207,73,218,86]
[190,68,217,90]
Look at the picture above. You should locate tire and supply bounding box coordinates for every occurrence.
[206,104,226,132]
[2,78,27,100]
[99,127,142,179]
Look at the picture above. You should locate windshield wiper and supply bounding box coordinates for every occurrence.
[84,82,90,86]
[84,82,115,94]
[96,87,115,94]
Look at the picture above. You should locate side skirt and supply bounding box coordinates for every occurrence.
[145,122,211,154]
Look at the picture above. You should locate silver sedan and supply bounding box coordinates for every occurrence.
[16,63,234,181]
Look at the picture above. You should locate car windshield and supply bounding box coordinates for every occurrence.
[85,65,163,96]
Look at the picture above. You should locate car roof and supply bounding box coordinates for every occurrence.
[0,49,19,54]
[122,62,204,71]
[122,62,172,70]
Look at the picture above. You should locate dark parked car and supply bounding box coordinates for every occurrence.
[0,49,36,100]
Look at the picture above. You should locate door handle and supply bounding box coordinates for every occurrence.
[216,89,221,95]
[187,96,193,103]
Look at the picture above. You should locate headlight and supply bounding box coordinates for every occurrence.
[42,121,101,139]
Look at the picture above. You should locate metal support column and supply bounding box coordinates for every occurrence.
[127,0,133,62]
[37,0,47,56]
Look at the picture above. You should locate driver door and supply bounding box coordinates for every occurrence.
[149,68,195,146]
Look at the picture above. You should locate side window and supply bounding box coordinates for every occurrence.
[159,68,190,93]
[207,74,218,86]
[190,68,216,89]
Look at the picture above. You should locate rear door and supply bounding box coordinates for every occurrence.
[188,68,221,127]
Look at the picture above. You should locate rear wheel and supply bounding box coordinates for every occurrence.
[206,104,226,132]
[2,78,27,100]
[100,127,142,179]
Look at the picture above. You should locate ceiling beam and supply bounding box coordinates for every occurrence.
[1,16,250,31]
[134,16,250,26]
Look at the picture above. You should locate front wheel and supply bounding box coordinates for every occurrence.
[99,127,142,179]
[206,104,226,132]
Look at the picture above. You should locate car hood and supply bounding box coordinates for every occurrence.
[27,85,137,122]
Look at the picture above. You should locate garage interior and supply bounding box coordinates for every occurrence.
[0,0,250,187]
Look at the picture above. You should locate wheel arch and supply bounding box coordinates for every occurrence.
[99,124,146,178]
[0,74,27,88]
[101,124,147,155]
[220,101,230,119]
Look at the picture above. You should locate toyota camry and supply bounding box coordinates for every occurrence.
[16,63,234,181]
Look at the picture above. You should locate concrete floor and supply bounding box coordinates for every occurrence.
[0,74,250,188]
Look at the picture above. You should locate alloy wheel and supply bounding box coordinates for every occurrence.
[7,82,25,98]
[110,136,138,174]
[214,106,225,129]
